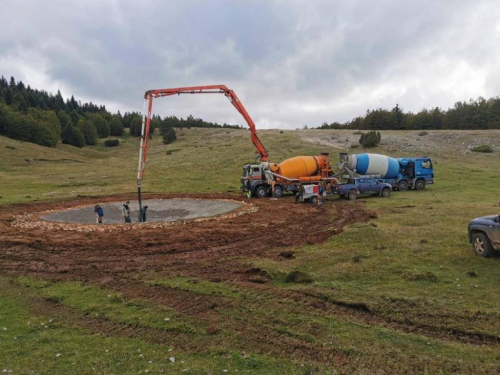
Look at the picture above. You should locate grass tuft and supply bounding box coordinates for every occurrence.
[471,144,493,153]
[285,271,313,284]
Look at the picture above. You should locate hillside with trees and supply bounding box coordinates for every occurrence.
[318,98,500,130]
[0,76,242,148]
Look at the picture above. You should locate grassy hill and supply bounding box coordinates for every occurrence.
[0,128,331,204]
[1,129,500,373]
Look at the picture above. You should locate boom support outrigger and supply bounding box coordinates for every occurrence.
[136,85,268,221]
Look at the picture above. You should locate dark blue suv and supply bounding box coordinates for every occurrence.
[334,178,392,200]
[468,214,500,257]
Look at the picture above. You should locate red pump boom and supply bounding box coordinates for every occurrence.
[136,85,268,220]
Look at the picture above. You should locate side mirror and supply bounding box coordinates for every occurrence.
[495,215,500,223]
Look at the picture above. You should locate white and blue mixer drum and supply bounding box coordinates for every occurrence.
[345,153,400,179]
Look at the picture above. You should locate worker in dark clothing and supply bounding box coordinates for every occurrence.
[94,204,104,224]
[295,185,304,203]
[318,184,324,205]
[141,205,148,222]
[122,201,131,223]
[403,163,415,178]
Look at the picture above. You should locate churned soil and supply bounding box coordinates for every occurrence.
[1,193,358,281]
[1,193,495,372]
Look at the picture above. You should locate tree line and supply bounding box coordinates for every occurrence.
[318,98,500,130]
[0,76,242,148]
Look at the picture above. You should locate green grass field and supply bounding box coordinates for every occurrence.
[1,129,500,373]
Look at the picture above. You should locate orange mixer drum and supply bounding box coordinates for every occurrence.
[269,155,328,179]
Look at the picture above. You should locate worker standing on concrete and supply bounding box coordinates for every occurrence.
[122,201,131,223]
[94,204,104,224]
[141,205,148,222]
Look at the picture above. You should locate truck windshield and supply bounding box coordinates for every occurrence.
[242,167,249,177]
[422,160,432,169]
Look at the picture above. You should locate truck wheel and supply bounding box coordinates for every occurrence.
[397,180,409,191]
[273,185,284,198]
[348,190,357,201]
[311,196,318,204]
[381,188,391,197]
[415,180,426,191]
[472,232,493,258]
[255,185,268,198]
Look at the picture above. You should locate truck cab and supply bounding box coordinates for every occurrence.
[397,157,434,190]
[241,163,297,198]
[241,163,269,198]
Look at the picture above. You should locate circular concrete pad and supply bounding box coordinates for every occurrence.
[41,199,242,225]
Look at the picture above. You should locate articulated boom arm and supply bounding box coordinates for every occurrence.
[137,85,268,190]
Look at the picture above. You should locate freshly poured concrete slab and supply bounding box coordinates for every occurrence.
[41,199,242,225]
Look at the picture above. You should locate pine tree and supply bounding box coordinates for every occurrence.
[62,125,85,147]
[91,114,110,138]
[109,117,123,136]
[58,111,72,129]
[162,126,177,144]
[77,119,98,145]
[129,116,143,136]
[359,131,381,147]
[54,90,65,112]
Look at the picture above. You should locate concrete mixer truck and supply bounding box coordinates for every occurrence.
[241,153,339,198]
[338,153,434,191]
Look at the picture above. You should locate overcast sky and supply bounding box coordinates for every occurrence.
[1,0,499,128]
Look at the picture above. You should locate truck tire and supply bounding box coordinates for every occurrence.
[348,190,357,201]
[397,180,409,191]
[311,196,318,204]
[415,180,426,191]
[273,185,284,198]
[255,185,268,198]
[381,188,391,197]
[472,232,493,258]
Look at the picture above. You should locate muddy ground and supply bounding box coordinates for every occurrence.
[2,193,358,284]
[0,193,497,372]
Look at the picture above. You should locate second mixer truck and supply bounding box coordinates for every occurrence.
[338,153,434,191]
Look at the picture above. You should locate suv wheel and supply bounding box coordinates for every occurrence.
[397,180,409,191]
[472,232,493,258]
[381,188,391,197]
[415,180,426,191]
[255,185,268,198]
[311,196,318,204]
[348,190,357,201]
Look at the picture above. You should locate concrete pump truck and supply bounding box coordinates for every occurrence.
[136,85,337,220]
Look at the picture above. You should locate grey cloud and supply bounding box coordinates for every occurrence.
[0,0,499,128]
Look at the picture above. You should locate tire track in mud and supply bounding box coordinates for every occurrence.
[1,278,349,368]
